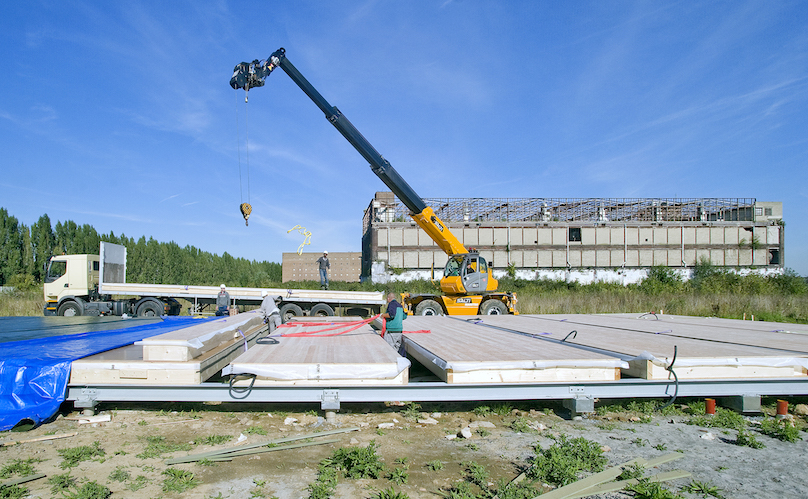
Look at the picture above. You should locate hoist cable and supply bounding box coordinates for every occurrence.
[234,90,244,204]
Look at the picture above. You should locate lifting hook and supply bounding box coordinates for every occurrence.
[240,203,252,226]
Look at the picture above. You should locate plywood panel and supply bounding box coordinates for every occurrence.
[476,315,808,380]
[224,323,409,385]
[401,317,625,384]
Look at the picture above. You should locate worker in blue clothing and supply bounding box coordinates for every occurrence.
[381,292,406,355]
[216,284,230,316]
[316,251,330,289]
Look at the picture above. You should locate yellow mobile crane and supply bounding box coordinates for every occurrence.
[230,48,516,316]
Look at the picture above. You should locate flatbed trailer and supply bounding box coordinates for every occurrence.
[43,242,384,319]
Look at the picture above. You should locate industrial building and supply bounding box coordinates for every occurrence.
[282,251,362,283]
[361,192,784,283]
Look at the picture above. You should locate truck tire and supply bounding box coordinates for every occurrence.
[57,301,82,317]
[137,301,163,317]
[310,303,335,317]
[415,299,444,316]
[481,300,507,315]
[279,303,303,323]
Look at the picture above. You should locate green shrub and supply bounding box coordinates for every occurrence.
[528,433,607,486]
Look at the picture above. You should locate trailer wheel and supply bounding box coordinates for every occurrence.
[481,300,507,315]
[137,301,163,317]
[310,303,335,317]
[279,303,303,323]
[415,299,444,316]
[57,301,82,317]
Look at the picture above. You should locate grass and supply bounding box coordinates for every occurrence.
[0,458,40,479]
[194,434,233,446]
[162,468,200,493]
[758,418,802,442]
[625,479,684,499]
[136,435,193,459]
[58,441,105,469]
[683,480,726,498]
[686,407,747,431]
[527,433,607,487]
[60,481,112,499]
[734,429,764,449]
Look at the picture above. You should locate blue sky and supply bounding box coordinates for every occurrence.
[2,1,806,275]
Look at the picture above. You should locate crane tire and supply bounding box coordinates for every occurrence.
[310,303,335,317]
[279,303,304,323]
[415,299,444,316]
[480,300,507,315]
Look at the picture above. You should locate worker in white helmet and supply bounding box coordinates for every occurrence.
[216,284,230,316]
[260,290,283,334]
[316,251,330,289]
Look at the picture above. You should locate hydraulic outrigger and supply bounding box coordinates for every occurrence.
[230,48,516,315]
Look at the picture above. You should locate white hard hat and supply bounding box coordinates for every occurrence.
[220,284,226,289]
[324,250,328,254]
[261,290,268,297]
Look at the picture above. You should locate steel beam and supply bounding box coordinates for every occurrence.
[67,378,808,411]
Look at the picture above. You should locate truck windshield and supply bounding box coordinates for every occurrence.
[45,260,67,283]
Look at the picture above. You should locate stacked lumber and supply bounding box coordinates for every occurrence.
[476,315,808,380]
[401,316,627,384]
[223,321,410,386]
[70,312,267,385]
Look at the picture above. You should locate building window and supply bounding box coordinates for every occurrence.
[569,228,581,242]
[765,208,772,216]
[755,207,763,217]
[769,249,780,265]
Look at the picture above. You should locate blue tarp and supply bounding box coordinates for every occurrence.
[0,316,207,431]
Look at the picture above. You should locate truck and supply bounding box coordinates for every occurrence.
[230,47,517,316]
[43,242,385,320]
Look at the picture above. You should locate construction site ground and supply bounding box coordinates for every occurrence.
[2,397,807,499]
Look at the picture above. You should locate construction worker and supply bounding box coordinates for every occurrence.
[381,292,406,355]
[216,284,230,316]
[260,291,283,334]
[316,251,330,289]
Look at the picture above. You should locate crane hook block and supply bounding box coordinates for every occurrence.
[240,203,252,226]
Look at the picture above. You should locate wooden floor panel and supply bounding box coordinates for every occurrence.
[476,315,808,380]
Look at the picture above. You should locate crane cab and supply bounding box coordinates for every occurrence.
[440,253,498,295]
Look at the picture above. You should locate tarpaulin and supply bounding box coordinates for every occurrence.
[0,316,207,431]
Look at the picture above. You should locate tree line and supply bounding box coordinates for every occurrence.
[0,208,281,288]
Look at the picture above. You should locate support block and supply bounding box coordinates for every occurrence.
[720,395,761,414]
[563,395,595,415]
[321,389,340,410]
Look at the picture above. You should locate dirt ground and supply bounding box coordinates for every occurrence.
[1,397,808,499]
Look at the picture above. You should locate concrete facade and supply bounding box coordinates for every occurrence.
[361,193,784,283]
[282,252,362,283]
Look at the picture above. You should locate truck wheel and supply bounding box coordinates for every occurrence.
[310,303,334,317]
[481,300,507,315]
[57,301,82,317]
[137,301,163,317]
[415,299,444,316]
[279,303,303,323]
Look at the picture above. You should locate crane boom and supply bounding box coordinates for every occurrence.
[230,48,467,256]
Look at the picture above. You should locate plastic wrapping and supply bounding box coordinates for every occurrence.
[0,316,205,431]
[633,350,808,370]
[223,356,411,381]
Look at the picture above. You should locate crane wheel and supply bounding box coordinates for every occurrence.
[415,299,444,316]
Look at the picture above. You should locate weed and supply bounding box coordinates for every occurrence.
[734,429,765,449]
[60,480,112,499]
[617,462,646,481]
[394,457,408,466]
[467,443,480,451]
[510,416,533,433]
[108,465,130,482]
[198,458,217,466]
[596,421,618,431]
[0,485,28,499]
[162,468,200,493]
[473,405,492,417]
[329,440,386,479]
[254,478,268,488]
[387,466,409,485]
[683,480,726,498]
[626,478,684,499]
[137,419,148,426]
[307,463,338,499]
[425,460,444,471]
[127,475,149,492]
[653,443,667,451]
[195,434,233,446]
[245,425,268,435]
[687,408,746,431]
[462,461,489,488]
[376,428,386,436]
[759,418,802,442]
[0,458,40,479]
[306,409,319,416]
[48,472,77,494]
[491,476,540,499]
[631,437,649,447]
[492,403,515,416]
[372,486,410,499]
[402,402,422,420]
[527,433,607,487]
[58,441,105,469]
[137,435,193,459]
[476,427,491,437]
